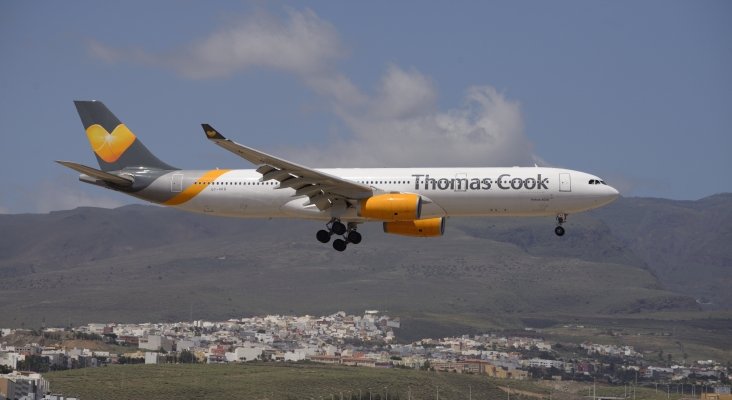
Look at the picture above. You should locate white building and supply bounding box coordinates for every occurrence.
[145,352,163,365]
[254,332,274,344]
[139,335,173,352]
[86,323,107,335]
[227,343,267,362]
[284,347,318,362]
[526,358,564,369]
[0,371,49,400]
[176,339,199,351]
[0,352,20,369]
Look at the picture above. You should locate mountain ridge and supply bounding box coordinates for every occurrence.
[0,194,729,333]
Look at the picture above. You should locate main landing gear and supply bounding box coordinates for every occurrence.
[555,213,567,236]
[316,219,362,251]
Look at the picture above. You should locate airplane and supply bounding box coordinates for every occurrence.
[58,100,619,251]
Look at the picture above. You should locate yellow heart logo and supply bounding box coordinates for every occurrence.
[85,124,136,163]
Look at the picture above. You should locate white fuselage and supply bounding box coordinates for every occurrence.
[165,167,619,222]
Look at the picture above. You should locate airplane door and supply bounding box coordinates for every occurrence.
[171,174,183,192]
[559,173,571,192]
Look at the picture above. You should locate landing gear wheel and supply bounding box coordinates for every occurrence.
[332,221,346,235]
[332,239,347,252]
[554,226,565,236]
[316,230,331,243]
[347,230,362,244]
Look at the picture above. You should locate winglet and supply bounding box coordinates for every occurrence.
[202,124,226,140]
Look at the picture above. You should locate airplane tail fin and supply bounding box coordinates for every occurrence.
[74,100,176,171]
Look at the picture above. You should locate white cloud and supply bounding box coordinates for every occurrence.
[89,8,539,168]
[372,65,437,119]
[90,8,342,79]
[290,64,536,167]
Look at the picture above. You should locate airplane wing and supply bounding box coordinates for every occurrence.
[201,124,373,210]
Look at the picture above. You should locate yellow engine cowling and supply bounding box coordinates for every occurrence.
[383,217,445,237]
[359,193,422,221]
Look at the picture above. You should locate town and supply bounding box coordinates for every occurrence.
[1,310,730,399]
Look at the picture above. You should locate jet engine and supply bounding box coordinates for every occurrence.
[383,217,445,237]
[359,193,422,221]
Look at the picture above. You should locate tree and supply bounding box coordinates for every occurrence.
[16,355,50,373]
[179,350,196,364]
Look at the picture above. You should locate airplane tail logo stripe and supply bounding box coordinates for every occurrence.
[163,169,231,206]
[85,124,136,163]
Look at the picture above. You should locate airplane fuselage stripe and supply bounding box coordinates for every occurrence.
[163,169,231,206]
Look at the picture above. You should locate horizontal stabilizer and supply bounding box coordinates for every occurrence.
[55,160,134,186]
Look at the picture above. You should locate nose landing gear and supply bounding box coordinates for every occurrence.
[555,213,567,236]
[316,219,362,251]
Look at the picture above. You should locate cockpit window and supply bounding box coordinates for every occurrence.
[589,179,597,184]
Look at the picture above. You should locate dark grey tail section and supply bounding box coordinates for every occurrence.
[74,100,176,171]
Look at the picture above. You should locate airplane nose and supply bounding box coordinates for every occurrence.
[606,185,620,201]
